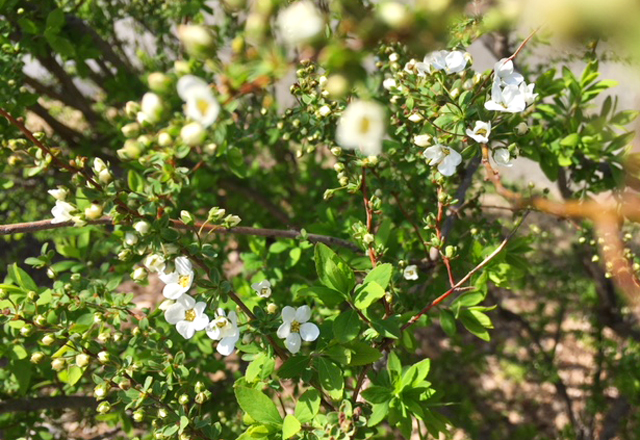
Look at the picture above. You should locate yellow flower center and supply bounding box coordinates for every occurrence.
[215,317,229,328]
[185,309,196,322]
[477,128,487,136]
[442,147,450,156]
[261,287,270,296]
[359,116,371,134]
[290,320,301,333]
[197,99,210,115]
[179,274,191,288]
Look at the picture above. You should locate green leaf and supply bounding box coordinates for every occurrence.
[348,341,382,366]
[58,366,84,386]
[363,263,393,290]
[282,415,301,439]
[559,133,580,148]
[332,310,361,343]
[439,309,457,336]
[459,310,490,341]
[353,282,385,310]
[45,9,65,31]
[179,416,189,434]
[368,401,390,426]
[400,358,431,390]
[314,243,355,295]
[12,360,32,395]
[294,389,320,424]
[315,357,343,400]
[234,387,283,426]
[127,170,145,193]
[277,356,310,379]
[325,345,351,365]
[370,315,401,339]
[7,263,38,292]
[361,385,393,404]
[452,290,485,307]
[298,286,346,307]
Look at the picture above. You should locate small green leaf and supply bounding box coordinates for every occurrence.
[234,387,283,426]
[314,244,355,295]
[58,366,84,386]
[353,282,385,310]
[278,356,310,379]
[298,286,346,307]
[294,389,320,424]
[363,263,393,290]
[348,341,382,366]
[332,310,361,343]
[7,263,38,292]
[361,385,392,404]
[439,309,457,336]
[325,345,351,365]
[282,415,301,439]
[127,170,145,193]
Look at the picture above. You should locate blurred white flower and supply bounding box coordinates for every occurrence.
[85,204,103,220]
[131,267,147,281]
[206,309,240,356]
[425,50,470,74]
[493,147,513,167]
[485,82,526,113]
[403,265,418,280]
[144,254,166,273]
[383,78,397,90]
[124,232,138,246]
[519,82,538,105]
[251,280,272,298]
[181,122,206,146]
[494,58,524,86]
[134,221,150,235]
[423,144,462,177]
[336,100,386,156]
[165,294,209,339]
[177,75,220,127]
[413,134,432,147]
[177,25,216,58]
[48,187,68,201]
[277,305,319,354]
[277,1,324,46]
[51,200,76,224]
[139,93,164,124]
[159,256,194,299]
[466,121,492,143]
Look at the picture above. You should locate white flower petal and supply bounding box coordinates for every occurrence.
[299,322,320,342]
[176,321,195,339]
[163,283,186,300]
[217,335,239,356]
[178,294,196,309]
[194,302,207,315]
[175,257,193,274]
[228,311,238,327]
[193,315,210,331]
[281,306,296,323]
[285,332,302,354]
[206,324,222,340]
[295,305,311,323]
[177,75,209,101]
[158,270,179,285]
[277,322,292,339]
[165,304,185,324]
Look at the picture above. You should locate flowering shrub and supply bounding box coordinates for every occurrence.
[2,1,640,440]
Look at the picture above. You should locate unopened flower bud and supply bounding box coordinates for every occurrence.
[177,25,216,58]
[125,232,138,246]
[363,233,375,245]
[31,352,45,364]
[179,394,190,405]
[94,383,110,400]
[330,147,342,156]
[158,408,168,419]
[125,101,141,118]
[267,303,278,314]
[181,122,206,146]
[131,267,147,282]
[41,334,55,346]
[76,353,91,367]
[20,324,34,337]
[195,392,207,404]
[118,249,131,261]
[180,210,194,225]
[117,139,143,160]
[515,122,529,135]
[408,113,423,123]
[224,214,241,227]
[48,187,69,201]
[147,72,172,93]
[318,105,331,117]
[85,204,103,220]
[174,60,190,76]
[195,381,205,393]
[157,132,173,147]
[133,410,145,422]
[121,123,140,138]
[133,221,150,235]
[325,74,349,99]
[96,401,111,414]
[97,351,110,363]
[51,358,66,371]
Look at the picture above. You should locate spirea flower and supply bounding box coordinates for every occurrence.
[336,100,386,156]
[177,75,220,127]
[494,58,524,86]
[383,78,397,90]
[159,256,194,299]
[134,221,150,235]
[206,309,240,356]
[277,1,324,46]
[251,280,272,298]
[180,122,206,146]
[425,50,470,74]
[403,265,418,280]
[493,148,513,167]
[139,92,164,124]
[143,254,166,273]
[466,121,492,143]
[484,82,526,113]
[519,82,538,105]
[413,134,432,147]
[124,232,138,246]
[48,187,68,201]
[164,294,209,339]
[423,144,462,177]
[277,305,320,354]
[51,200,76,224]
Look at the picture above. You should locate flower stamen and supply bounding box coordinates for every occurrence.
[185,309,196,322]
[290,320,301,333]
[179,275,191,288]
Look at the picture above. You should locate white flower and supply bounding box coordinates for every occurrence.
[484,82,526,113]
[277,1,324,46]
[403,265,418,280]
[465,121,492,144]
[318,105,331,117]
[177,25,216,57]
[423,144,462,177]
[493,147,513,167]
[124,232,138,246]
[206,309,240,356]
[140,93,164,124]
[93,158,107,174]
[143,254,166,273]
[407,113,423,123]
[131,267,147,281]
[336,100,386,156]
[519,82,538,105]
[425,50,470,74]
[48,188,68,201]
[181,122,206,146]
[164,294,209,339]
[251,280,272,298]
[177,75,220,128]
[515,121,529,135]
[159,256,194,299]
[85,204,103,220]
[277,305,320,354]
[493,58,524,86]
[382,78,397,90]
[51,200,76,224]
[413,134,431,147]
[378,2,411,29]
[134,221,150,235]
